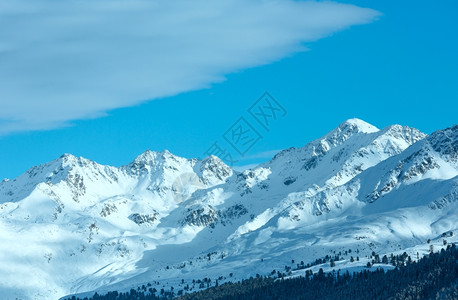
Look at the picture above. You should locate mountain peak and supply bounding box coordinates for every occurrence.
[197,155,233,184]
[59,153,77,160]
[337,118,379,134]
[124,149,186,176]
[131,149,175,164]
[56,153,82,167]
[202,155,224,164]
[200,155,231,173]
[314,118,379,151]
[269,119,380,163]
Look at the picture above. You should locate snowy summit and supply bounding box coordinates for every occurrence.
[0,119,456,299]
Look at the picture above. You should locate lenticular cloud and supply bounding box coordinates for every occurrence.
[0,0,379,134]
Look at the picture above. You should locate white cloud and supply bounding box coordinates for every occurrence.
[232,149,282,171]
[0,0,379,134]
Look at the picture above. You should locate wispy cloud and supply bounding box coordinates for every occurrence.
[232,149,282,171]
[0,0,380,134]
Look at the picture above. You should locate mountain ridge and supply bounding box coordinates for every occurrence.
[1,119,457,300]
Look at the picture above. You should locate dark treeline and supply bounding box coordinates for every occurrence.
[66,243,458,300]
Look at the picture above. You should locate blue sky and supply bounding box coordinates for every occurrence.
[0,0,457,180]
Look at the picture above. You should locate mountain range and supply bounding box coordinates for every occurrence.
[0,118,457,299]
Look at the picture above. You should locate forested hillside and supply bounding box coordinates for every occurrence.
[67,243,458,300]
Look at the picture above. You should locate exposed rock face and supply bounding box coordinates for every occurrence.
[129,212,159,225]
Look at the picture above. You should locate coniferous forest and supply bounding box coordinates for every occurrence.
[66,244,458,300]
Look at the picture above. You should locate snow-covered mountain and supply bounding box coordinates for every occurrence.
[0,119,456,300]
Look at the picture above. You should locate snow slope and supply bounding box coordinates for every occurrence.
[0,119,456,300]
